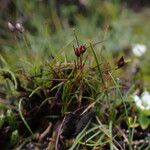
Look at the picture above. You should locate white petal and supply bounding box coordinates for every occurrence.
[142,91,150,97]
[132,44,147,57]
[7,22,15,32]
[133,95,140,102]
[139,105,145,110]
[142,94,150,107]
[15,23,24,33]
[136,100,142,108]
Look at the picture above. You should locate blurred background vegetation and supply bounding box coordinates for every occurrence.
[0,0,150,85]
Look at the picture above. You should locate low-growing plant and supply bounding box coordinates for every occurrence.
[0,32,141,149]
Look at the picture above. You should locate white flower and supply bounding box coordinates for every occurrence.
[132,44,147,57]
[15,23,25,33]
[7,22,25,33]
[133,90,150,110]
[7,22,15,32]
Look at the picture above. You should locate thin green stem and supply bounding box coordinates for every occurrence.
[109,72,132,150]
[18,98,34,136]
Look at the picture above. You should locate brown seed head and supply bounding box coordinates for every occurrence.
[117,56,127,69]
[79,45,86,54]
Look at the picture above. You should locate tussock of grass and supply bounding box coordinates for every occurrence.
[0,39,141,149]
[1,1,150,149]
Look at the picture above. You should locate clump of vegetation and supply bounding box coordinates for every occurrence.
[0,31,149,149]
[1,0,150,150]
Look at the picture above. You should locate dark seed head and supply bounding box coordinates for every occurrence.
[73,45,81,57]
[117,56,127,69]
[79,45,86,54]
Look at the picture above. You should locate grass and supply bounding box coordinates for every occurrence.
[0,37,144,149]
[1,0,150,149]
